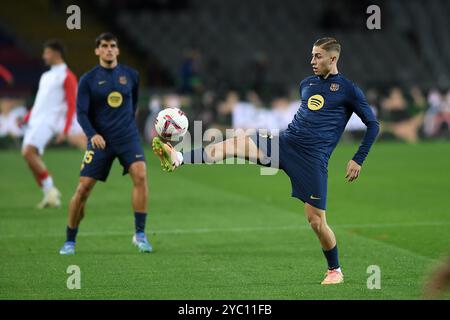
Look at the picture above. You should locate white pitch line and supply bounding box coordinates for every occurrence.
[0,221,448,239]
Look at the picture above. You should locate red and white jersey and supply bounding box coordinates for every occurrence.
[28,63,77,134]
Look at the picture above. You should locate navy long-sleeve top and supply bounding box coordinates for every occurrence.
[285,73,379,166]
[76,64,140,144]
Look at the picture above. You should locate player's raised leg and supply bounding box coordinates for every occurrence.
[128,161,152,253]
[203,132,263,163]
[22,144,61,209]
[152,132,265,171]
[59,176,96,255]
[304,203,343,284]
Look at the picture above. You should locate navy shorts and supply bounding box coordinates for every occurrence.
[80,138,146,182]
[251,133,328,210]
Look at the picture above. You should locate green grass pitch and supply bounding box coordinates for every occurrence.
[0,141,449,299]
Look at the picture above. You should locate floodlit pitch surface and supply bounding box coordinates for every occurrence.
[0,142,449,299]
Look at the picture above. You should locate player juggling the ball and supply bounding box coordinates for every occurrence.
[153,38,379,284]
[59,33,152,255]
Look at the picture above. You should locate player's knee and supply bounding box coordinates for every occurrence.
[307,214,324,233]
[309,219,322,233]
[21,146,36,160]
[132,170,147,187]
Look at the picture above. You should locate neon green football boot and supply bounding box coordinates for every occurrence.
[152,137,179,172]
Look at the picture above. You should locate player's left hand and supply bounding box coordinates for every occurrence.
[55,133,67,144]
[345,160,361,182]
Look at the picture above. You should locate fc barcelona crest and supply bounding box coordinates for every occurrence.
[119,76,127,85]
[330,83,339,91]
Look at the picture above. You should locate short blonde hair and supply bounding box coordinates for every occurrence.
[314,37,341,53]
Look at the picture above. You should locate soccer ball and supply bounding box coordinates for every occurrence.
[154,107,189,141]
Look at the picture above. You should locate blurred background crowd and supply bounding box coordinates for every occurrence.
[1,0,450,150]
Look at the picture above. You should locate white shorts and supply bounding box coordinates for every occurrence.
[22,122,57,156]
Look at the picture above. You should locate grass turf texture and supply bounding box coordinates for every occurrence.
[0,141,449,299]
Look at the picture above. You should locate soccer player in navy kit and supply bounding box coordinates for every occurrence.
[153,37,379,284]
[59,33,152,254]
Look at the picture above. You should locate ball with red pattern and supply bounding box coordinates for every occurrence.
[154,107,189,141]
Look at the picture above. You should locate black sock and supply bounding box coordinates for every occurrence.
[322,245,340,270]
[66,226,78,243]
[182,147,207,164]
[134,212,147,234]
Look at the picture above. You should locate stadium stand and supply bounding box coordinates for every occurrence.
[0,0,146,84]
[0,28,43,95]
[115,0,450,91]
[1,0,449,144]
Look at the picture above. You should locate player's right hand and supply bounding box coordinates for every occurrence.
[91,134,106,149]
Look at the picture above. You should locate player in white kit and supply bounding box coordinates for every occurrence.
[21,40,78,208]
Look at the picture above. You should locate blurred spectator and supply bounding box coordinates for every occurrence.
[246,90,264,109]
[379,87,425,143]
[380,87,408,121]
[179,49,203,94]
[218,91,257,130]
[266,97,298,130]
[218,90,297,131]
[197,90,216,129]
[0,97,27,138]
[424,89,450,138]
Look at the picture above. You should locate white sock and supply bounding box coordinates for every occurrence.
[42,176,54,194]
[176,151,184,165]
[333,267,342,273]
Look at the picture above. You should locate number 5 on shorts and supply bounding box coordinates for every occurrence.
[84,151,94,164]
[81,150,94,170]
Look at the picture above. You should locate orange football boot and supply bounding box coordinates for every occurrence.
[321,269,344,285]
